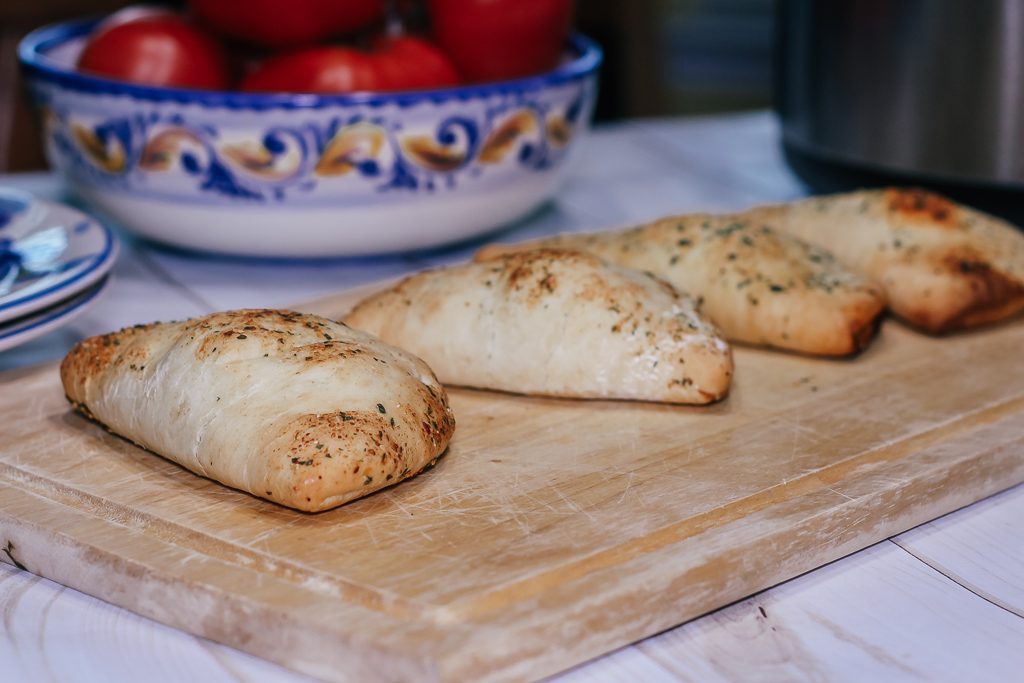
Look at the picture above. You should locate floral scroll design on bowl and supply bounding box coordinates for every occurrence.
[36,86,593,203]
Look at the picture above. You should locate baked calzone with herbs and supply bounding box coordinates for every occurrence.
[60,309,455,512]
[476,217,886,356]
[754,188,1024,333]
[346,250,733,404]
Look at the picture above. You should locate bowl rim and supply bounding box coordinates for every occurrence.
[18,16,602,110]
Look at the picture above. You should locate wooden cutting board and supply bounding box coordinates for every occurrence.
[2,281,1024,683]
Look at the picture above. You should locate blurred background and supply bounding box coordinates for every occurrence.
[0,0,775,172]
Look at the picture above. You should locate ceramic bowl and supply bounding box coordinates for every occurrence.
[19,19,601,257]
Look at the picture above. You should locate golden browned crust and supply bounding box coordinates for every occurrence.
[60,322,160,404]
[264,391,454,512]
[474,220,887,357]
[885,188,958,227]
[61,309,456,513]
[347,249,734,404]
[778,188,1024,334]
[848,301,884,354]
[879,188,1024,332]
[903,247,1024,333]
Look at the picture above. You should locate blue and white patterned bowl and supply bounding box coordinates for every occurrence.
[19,19,601,257]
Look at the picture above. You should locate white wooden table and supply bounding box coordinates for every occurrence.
[1,112,1022,682]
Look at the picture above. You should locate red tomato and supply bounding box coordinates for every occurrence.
[240,36,459,93]
[428,0,574,82]
[188,0,385,48]
[372,36,461,90]
[240,47,379,93]
[77,16,230,89]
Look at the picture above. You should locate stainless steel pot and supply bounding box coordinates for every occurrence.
[777,0,1024,191]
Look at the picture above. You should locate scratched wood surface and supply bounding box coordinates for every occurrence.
[2,280,1024,683]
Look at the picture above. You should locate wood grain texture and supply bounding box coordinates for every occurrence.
[1,280,1024,683]
[5,498,1021,683]
[0,564,317,683]
[558,540,1024,683]
[893,484,1024,616]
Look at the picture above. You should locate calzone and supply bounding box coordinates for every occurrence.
[749,188,1024,333]
[476,217,886,356]
[345,250,733,404]
[60,309,455,512]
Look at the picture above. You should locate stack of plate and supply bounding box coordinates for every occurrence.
[0,188,118,353]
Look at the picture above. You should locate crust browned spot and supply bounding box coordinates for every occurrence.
[506,259,535,288]
[273,384,455,512]
[885,188,958,227]
[60,323,161,402]
[476,240,584,263]
[474,243,510,261]
[850,312,883,354]
[500,250,603,306]
[935,250,1024,333]
[697,389,719,402]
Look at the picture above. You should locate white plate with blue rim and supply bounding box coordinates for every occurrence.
[0,274,110,353]
[0,187,118,324]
